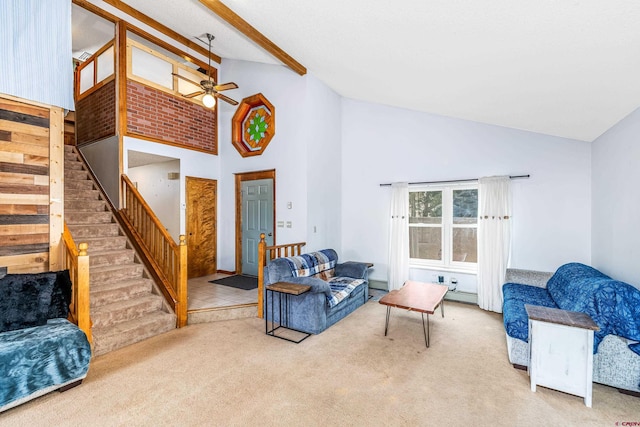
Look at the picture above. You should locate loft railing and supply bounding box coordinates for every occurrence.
[62,223,92,343]
[120,174,188,327]
[257,233,306,318]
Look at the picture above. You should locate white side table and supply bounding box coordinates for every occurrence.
[525,304,599,407]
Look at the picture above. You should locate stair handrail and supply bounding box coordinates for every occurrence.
[62,223,92,343]
[119,174,187,327]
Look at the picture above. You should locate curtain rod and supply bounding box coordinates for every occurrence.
[379,174,530,187]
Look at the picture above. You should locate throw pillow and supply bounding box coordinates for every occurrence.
[0,272,57,332]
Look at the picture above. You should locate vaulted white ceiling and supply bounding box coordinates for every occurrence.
[81,0,640,142]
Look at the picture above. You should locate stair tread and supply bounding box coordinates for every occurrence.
[67,223,118,230]
[90,248,134,257]
[77,235,126,242]
[91,311,176,356]
[65,193,100,199]
[91,277,151,292]
[91,293,161,314]
[65,210,110,215]
[92,311,175,337]
[90,263,140,273]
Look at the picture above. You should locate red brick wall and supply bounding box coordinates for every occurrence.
[126,80,217,153]
[76,80,116,144]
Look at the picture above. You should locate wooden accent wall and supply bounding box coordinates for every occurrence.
[126,80,217,154]
[76,79,117,144]
[0,95,63,273]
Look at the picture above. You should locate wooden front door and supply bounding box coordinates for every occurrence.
[186,177,217,278]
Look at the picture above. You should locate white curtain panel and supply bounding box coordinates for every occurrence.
[477,176,512,313]
[388,182,409,291]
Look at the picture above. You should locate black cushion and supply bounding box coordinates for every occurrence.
[48,270,72,319]
[0,272,57,332]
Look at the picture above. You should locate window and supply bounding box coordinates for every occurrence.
[409,184,478,271]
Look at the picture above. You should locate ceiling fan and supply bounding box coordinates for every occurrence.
[172,33,238,107]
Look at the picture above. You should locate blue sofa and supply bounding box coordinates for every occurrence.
[0,271,92,412]
[502,262,640,394]
[264,249,369,334]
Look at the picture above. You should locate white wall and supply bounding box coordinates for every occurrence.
[80,136,119,207]
[217,59,342,271]
[123,136,220,238]
[592,107,640,288]
[127,160,181,242]
[341,99,592,289]
[304,75,343,251]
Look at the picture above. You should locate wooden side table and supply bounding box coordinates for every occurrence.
[265,282,311,343]
[525,304,599,407]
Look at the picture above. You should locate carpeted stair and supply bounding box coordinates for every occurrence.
[64,145,176,356]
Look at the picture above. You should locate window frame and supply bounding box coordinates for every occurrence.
[409,183,478,273]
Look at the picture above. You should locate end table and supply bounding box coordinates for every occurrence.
[525,304,599,407]
[265,282,311,343]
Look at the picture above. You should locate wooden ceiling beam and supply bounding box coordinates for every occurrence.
[102,0,222,64]
[73,0,213,72]
[198,0,306,76]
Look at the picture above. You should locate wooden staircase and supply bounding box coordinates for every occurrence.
[64,145,176,356]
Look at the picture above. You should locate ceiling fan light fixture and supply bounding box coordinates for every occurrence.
[202,93,216,108]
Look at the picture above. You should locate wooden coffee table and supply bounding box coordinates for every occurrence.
[379,280,448,347]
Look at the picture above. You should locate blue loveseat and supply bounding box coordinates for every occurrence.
[264,249,369,334]
[502,262,640,394]
[0,271,92,412]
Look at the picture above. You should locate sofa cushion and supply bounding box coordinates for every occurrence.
[312,268,335,281]
[0,318,92,409]
[0,273,57,333]
[502,283,557,342]
[327,277,365,308]
[284,250,337,278]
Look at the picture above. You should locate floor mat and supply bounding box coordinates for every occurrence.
[209,275,258,290]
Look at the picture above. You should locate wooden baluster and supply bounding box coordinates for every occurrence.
[257,233,267,318]
[177,235,187,327]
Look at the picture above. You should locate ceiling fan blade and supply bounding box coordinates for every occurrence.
[215,93,239,106]
[213,82,238,92]
[172,73,201,87]
[184,90,205,98]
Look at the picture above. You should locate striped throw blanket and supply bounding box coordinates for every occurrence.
[327,277,364,308]
[284,250,336,278]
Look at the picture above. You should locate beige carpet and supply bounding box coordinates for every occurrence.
[2,301,638,426]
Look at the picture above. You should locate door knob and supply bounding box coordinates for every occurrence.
[268,233,272,236]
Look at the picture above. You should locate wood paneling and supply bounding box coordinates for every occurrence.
[0,96,51,271]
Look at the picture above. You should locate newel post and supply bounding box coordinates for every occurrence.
[177,235,188,327]
[257,233,266,318]
[77,242,92,343]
